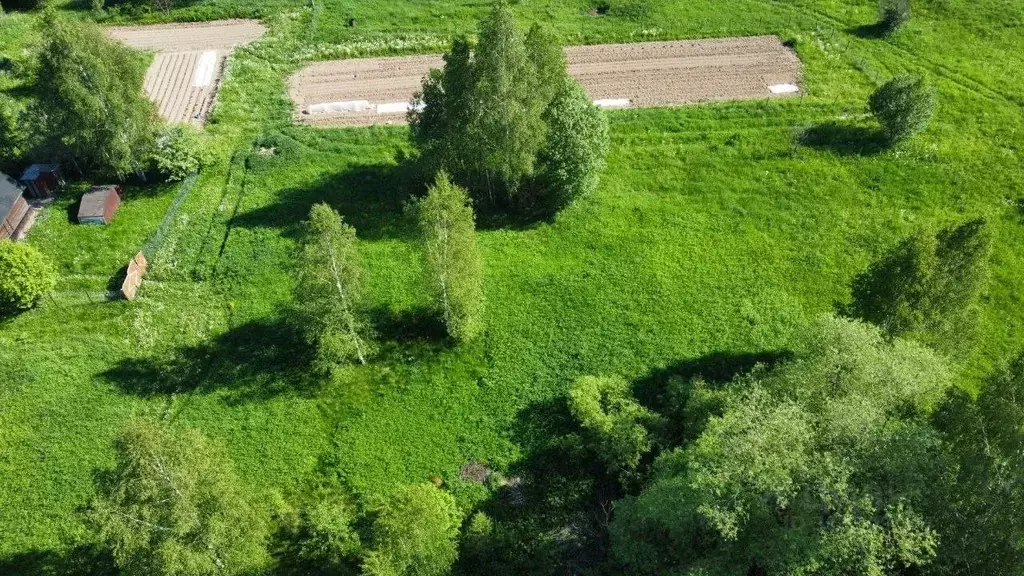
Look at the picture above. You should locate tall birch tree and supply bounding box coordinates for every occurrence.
[88,420,268,576]
[417,172,485,342]
[297,203,371,367]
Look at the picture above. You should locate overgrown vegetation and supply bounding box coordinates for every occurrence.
[3,0,1024,574]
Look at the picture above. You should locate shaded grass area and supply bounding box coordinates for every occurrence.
[2,0,1024,569]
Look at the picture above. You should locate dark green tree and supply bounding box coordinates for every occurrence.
[928,353,1024,576]
[610,316,950,575]
[0,240,56,312]
[89,420,268,576]
[33,11,158,178]
[410,2,609,209]
[363,483,461,576]
[869,74,936,144]
[297,203,372,368]
[849,218,990,354]
[878,0,911,36]
[568,375,654,478]
[416,171,485,342]
[538,78,609,210]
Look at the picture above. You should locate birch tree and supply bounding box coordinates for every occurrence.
[416,172,485,342]
[297,203,371,367]
[89,420,268,576]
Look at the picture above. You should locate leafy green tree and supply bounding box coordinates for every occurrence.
[33,11,158,178]
[466,1,547,197]
[538,78,609,209]
[0,95,29,166]
[568,375,654,477]
[297,203,372,367]
[849,218,990,354]
[610,316,949,575]
[0,240,56,312]
[363,483,461,576]
[153,124,205,182]
[89,420,268,576]
[294,494,363,571]
[878,0,911,36]
[928,353,1024,576]
[416,172,485,342]
[869,74,936,144]
[410,2,608,208]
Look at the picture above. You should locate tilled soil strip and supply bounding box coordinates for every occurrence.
[106,20,266,125]
[289,36,802,127]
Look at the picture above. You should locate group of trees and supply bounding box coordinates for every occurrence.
[89,419,462,576]
[410,2,609,212]
[296,173,485,370]
[1,10,204,181]
[560,215,1004,575]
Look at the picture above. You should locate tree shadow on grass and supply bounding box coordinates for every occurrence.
[100,316,319,405]
[847,22,890,39]
[0,544,116,576]
[231,162,422,241]
[458,397,617,575]
[798,122,889,156]
[370,305,453,360]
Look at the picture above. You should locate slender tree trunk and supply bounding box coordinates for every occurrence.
[327,246,366,364]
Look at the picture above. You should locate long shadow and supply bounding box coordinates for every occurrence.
[370,305,453,361]
[0,544,116,576]
[232,162,421,241]
[101,316,319,404]
[457,397,618,575]
[798,122,889,156]
[847,22,890,39]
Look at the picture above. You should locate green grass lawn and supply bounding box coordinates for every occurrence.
[2,0,1024,571]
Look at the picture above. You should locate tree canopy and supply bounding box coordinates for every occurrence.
[363,483,461,576]
[89,420,268,576]
[416,171,485,342]
[0,240,56,313]
[33,11,158,178]
[611,316,950,575]
[849,218,990,355]
[296,203,372,369]
[410,2,608,210]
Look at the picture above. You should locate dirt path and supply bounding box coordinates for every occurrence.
[106,20,266,125]
[289,36,802,127]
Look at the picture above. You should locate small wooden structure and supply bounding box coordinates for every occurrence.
[77,185,121,225]
[120,252,148,300]
[19,164,64,199]
[0,172,29,241]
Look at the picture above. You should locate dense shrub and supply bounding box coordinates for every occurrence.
[294,495,363,569]
[849,218,990,355]
[153,124,205,181]
[568,375,655,478]
[869,74,936,144]
[878,0,911,35]
[0,240,56,312]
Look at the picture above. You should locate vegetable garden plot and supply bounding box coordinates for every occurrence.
[288,36,803,127]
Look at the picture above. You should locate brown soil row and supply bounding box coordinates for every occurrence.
[106,19,265,125]
[289,36,803,128]
[106,19,266,52]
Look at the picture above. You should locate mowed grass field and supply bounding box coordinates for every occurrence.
[2,0,1024,570]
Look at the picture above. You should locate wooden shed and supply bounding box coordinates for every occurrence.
[19,164,64,200]
[77,185,121,225]
[0,173,30,241]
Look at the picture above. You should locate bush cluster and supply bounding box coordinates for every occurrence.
[152,124,206,182]
[0,240,57,313]
[869,74,936,144]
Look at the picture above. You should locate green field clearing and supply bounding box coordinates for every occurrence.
[2,0,1023,572]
